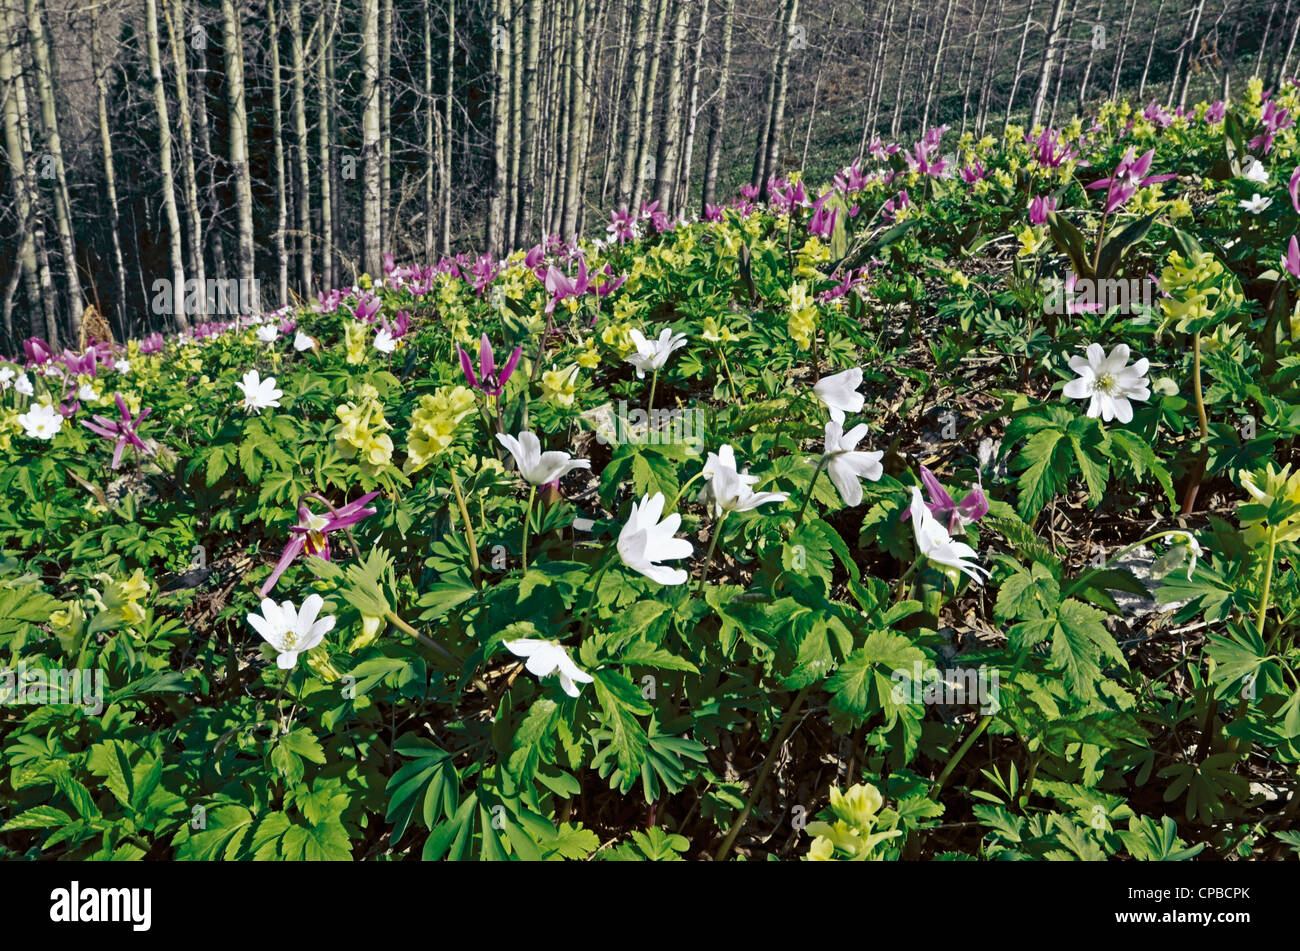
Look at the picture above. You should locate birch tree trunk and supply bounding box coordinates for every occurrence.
[630,0,669,212]
[145,0,187,326]
[1004,0,1036,131]
[701,0,734,212]
[319,5,334,289]
[487,0,511,253]
[759,0,799,196]
[164,0,205,319]
[361,0,382,275]
[516,0,543,244]
[379,0,392,247]
[1030,0,1069,130]
[423,0,435,260]
[0,0,44,337]
[1137,0,1165,98]
[192,4,228,287]
[676,0,709,211]
[506,3,523,244]
[653,0,690,210]
[91,8,128,338]
[440,0,453,255]
[1110,0,1138,99]
[976,0,1006,135]
[560,0,587,236]
[268,0,288,305]
[26,0,84,336]
[289,0,312,292]
[221,0,255,290]
[1172,0,1206,109]
[891,0,918,137]
[920,0,957,130]
[616,0,652,207]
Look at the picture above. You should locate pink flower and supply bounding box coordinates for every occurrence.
[81,393,154,470]
[1029,195,1057,225]
[1285,235,1300,279]
[900,465,988,533]
[260,492,381,596]
[457,334,523,397]
[1087,148,1176,214]
[607,207,636,244]
[1289,166,1300,214]
[960,162,986,184]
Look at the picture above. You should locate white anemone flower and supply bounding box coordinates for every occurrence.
[77,383,100,402]
[235,369,283,413]
[16,402,64,440]
[374,328,397,353]
[823,421,884,508]
[618,492,693,585]
[247,593,336,670]
[496,430,591,485]
[813,367,865,424]
[1062,343,1150,423]
[293,330,316,352]
[1239,193,1272,214]
[256,324,279,343]
[625,327,688,378]
[908,486,989,584]
[15,373,33,396]
[114,359,131,374]
[702,444,789,515]
[503,639,594,697]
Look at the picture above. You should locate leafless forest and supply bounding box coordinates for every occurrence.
[1,0,1296,349]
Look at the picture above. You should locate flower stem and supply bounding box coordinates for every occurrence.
[647,370,659,417]
[793,459,825,527]
[1258,526,1278,646]
[695,511,728,595]
[1180,330,1210,514]
[521,484,537,571]
[714,684,812,861]
[450,470,481,582]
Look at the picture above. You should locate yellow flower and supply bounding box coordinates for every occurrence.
[576,338,600,368]
[334,396,394,475]
[403,385,476,474]
[1016,226,1045,257]
[949,271,970,290]
[701,316,735,344]
[788,282,819,350]
[1239,464,1300,545]
[344,320,368,364]
[541,364,580,408]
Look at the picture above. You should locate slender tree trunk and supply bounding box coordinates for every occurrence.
[319,6,334,289]
[892,0,918,137]
[192,4,227,288]
[631,0,670,213]
[1,0,43,338]
[560,0,587,236]
[1048,0,1081,126]
[1277,2,1299,85]
[1253,0,1279,78]
[598,0,628,205]
[423,1,435,260]
[90,9,128,338]
[289,0,312,292]
[1075,0,1105,113]
[361,0,382,274]
[1137,0,1165,98]
[1004,0,1037,130]
[976,0,1006,135]
[921,0,957,130]
[616,0,652,207]
[1110,0,1138,99]
[506,1,523,244]
[26,0,84,337]
[221,0,255,290]
[440,0,453,255]
[164,0,205,320]
[145,0,187,326]
[1172,0,1207,109]
[759,0,799,196]
[676,0,709,211]
[516,0,543,245]
[701,0,734,212]
[654,0,690,210]
[268,0,288,304]
[487,0,511,252]
[1030,0,1069,129]
[379,0,391,247]
[11,45,57,343]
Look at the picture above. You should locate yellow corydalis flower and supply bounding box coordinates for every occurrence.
[788,282,819,350]
[541,364,580,408]
[1239,464,1300,545]
[333,393,394,475]
[404,385,476,474]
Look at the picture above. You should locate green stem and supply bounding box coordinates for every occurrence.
[450,470,481,582]
[793,459,825,527]
[521,484,537,572]
[695,511,729,595]
[1259,526,1278,648]
[384,609,460,669]
[1180,330,1209,514]
[647,370,659,417]
[714,684,812,861]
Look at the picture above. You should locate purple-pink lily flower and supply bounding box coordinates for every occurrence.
[834,158,869,193]
[260,491,381,597]
[1027,127,1078,169]
[608,207,636,244]
[458,334,523,397]
[544,257,590,313]
[703,203,724,222]
[808,199,838,239]
[960,162,986,184]
[1204,101,1226,124]
[23,337,54,365]
[1249,100,1293,154]
[900,465,989,533]
[1290,166,1300,214]
[1029,195,1057,225]
[1087,148,1176,214]
[471,254,501,295]
[81,393,154,470]
[353,293,381,323]
[1285,235,1300,279]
